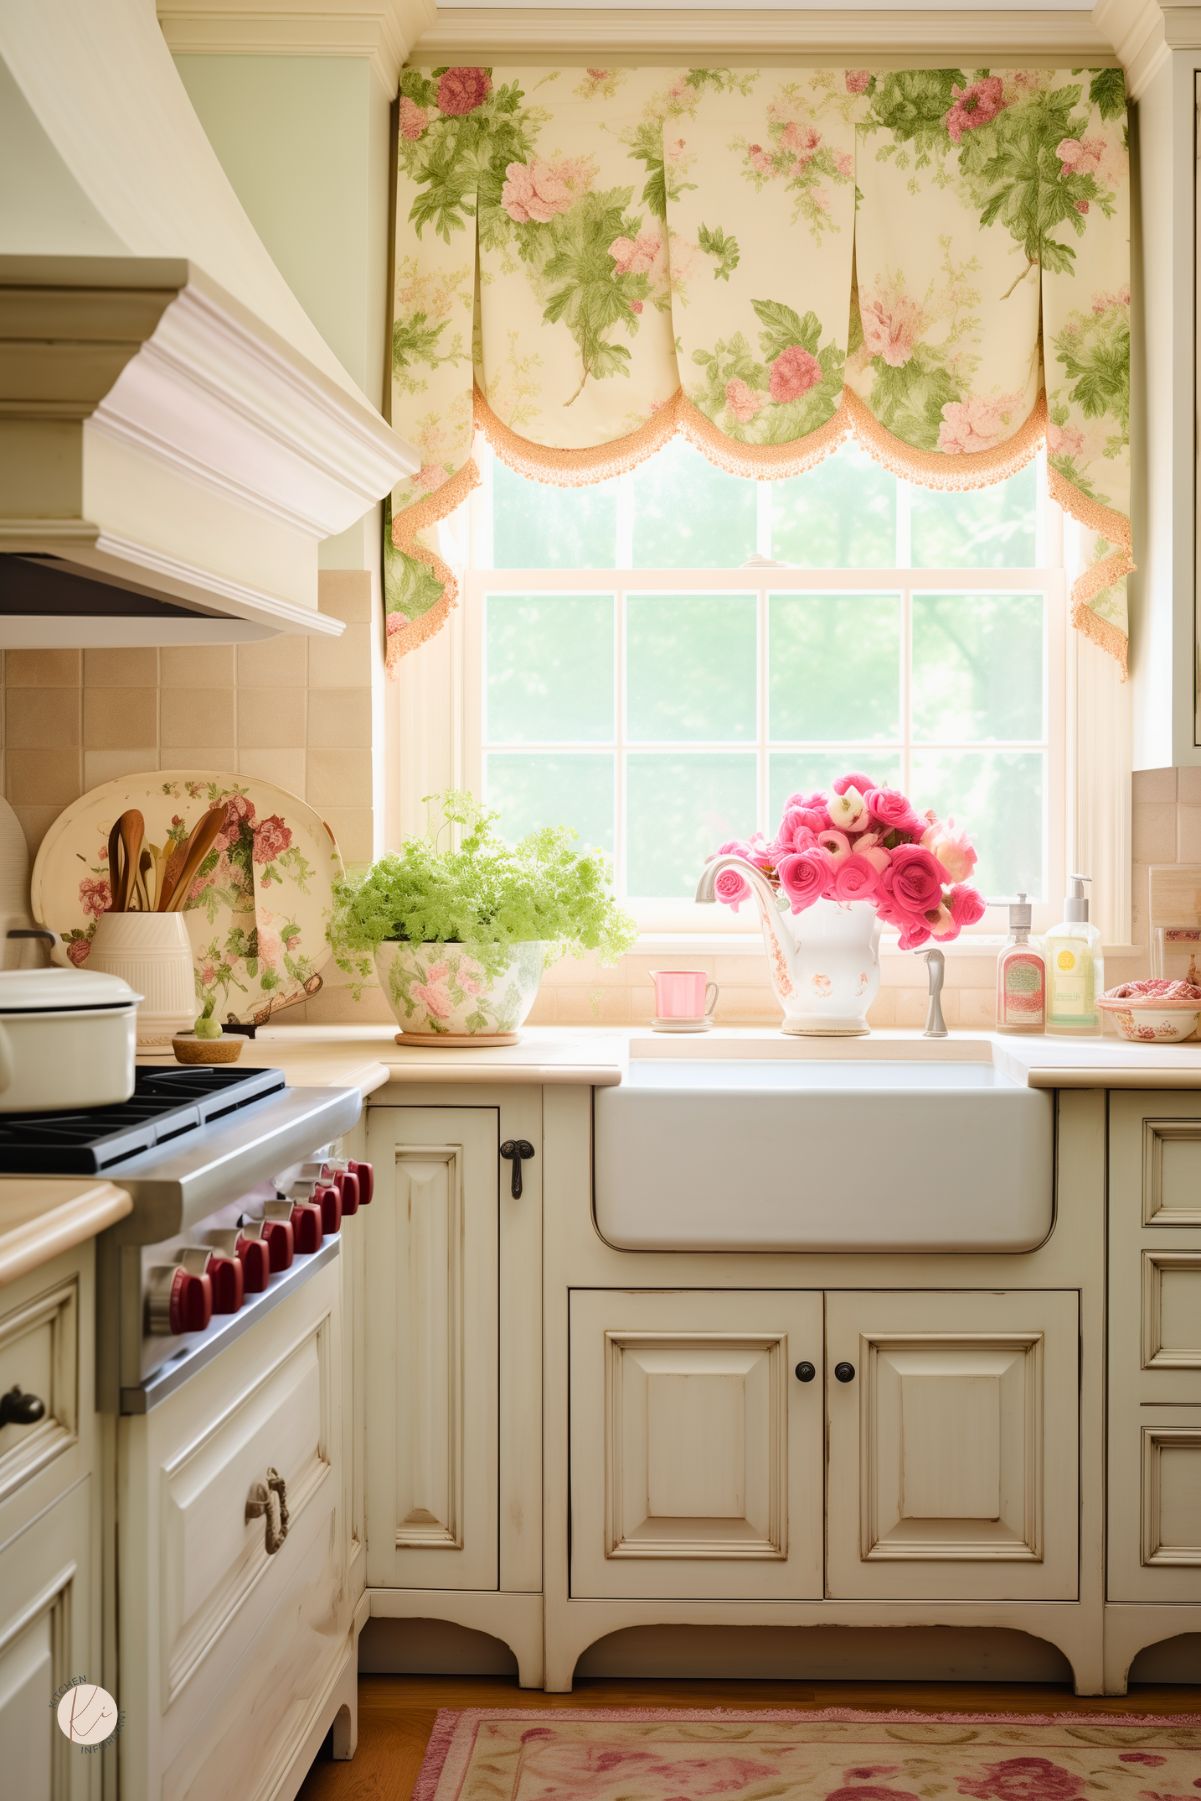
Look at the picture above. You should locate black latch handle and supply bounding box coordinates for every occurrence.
[499,1139,535,1198]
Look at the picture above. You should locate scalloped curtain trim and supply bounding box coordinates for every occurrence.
[386,387,1129,676]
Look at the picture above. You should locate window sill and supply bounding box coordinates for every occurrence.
[635,931,1143,960]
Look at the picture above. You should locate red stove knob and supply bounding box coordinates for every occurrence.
[205,1252,244,1314]
[169,1266,212,1335]
[235,1234,272,1293]
[260,1218,294,1272]
[313,1183,342,1233]
[290,1201,323,1254]
[349,1160,374,1205]
[335,1169,360,1216]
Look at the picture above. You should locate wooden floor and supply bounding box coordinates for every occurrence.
[297,1675,1199,1801]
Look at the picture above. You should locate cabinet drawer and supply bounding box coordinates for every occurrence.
[0,1246,90,1536]
[1108,1405,1201,1602]
[1110,1095,1201,1228]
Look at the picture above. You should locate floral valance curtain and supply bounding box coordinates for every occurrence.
[386,64,1131,670]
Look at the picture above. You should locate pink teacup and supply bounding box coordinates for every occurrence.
[651,970,718,1022]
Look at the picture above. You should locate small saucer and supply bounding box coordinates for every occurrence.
[651,1016,712,1033]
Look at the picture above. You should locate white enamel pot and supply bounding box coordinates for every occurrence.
[0,968,141,1112]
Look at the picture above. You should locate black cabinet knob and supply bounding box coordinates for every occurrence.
[834,1361,856,1384]
[0,1385,46,1427]
[794,1361,816,1383]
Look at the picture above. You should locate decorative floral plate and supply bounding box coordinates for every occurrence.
[31,771,343,1026]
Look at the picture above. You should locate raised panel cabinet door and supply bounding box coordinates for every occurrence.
[0,1480,96,1801]
[1109,1405,1201,1601]
[826,1290,1078,1601]
[365,1108,499,1590]
[570,1290,824,1600]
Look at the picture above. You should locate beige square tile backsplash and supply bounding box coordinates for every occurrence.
[0,615,1191,1029]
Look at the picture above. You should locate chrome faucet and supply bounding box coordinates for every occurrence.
[922,947,947,1037]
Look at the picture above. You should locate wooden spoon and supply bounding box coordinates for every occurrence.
[160,805,226,914]
[107,810,145,912]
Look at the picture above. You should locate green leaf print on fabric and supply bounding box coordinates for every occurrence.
[384,530,445,624]
[1089,67,1127,121]
[866,69,967,161]
[690,297,844,442]
[870,349,963,451]
[399,68,545,246]
[738,111,855,239]
[541,188,653,402]
[628,119,669,219]
[697,224,740,281]
[1047,290,1131,491]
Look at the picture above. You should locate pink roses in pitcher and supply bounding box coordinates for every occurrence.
[714,773,986,950]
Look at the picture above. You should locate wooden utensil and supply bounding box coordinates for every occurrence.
[107,809,146,912]
[159,805,226,913]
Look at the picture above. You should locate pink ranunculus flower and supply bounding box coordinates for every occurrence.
[502,159,580,224]
[609,230,664,277]
[896,918,933,951]
[252,814,292,865]
[828,785,868,832]
[816,828,852,862]
[832,771,876,796]
[855,833,891,875]
[937,394,1011,455]
[832,853,880,902]
[945,75,1007,143]
[769,344,822,404]
[958,1756,1086,1801]
[866,787,924,838]
[780,121,821,159]
[861,293,923,368]
[777,846,835,912]
[778,805,827,848]
[881,844,948,921]
[921,817,977,883]
[948,882,987,929]
[725,377,766,423]
[399,96,428,140]
[845,69,871,93]
[436,67,491,115]
[714,865,752,910]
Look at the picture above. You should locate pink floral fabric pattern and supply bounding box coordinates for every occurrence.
[389,64,1129,667]
[413,1709,1201,1801]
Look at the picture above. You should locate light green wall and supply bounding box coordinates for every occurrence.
[174,53,393,569]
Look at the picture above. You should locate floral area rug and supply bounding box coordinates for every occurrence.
[413,1707,1201,1801]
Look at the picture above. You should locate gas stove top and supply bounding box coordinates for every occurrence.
[0,1065,287,1173]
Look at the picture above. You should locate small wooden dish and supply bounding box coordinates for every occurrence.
[393,1030,519,1048]
[171,1032,245,1065]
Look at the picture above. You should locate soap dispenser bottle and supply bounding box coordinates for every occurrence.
[996,892,1046,1032]
[1045,874,1104,1035]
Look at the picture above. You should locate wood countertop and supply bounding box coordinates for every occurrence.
[0,1178,132,1287]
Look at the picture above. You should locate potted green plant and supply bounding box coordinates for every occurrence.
[328,792,635,1043]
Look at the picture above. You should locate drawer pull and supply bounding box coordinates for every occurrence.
[246,1466,290,1554]
[500,1139,535,1198]
[0,1385,46,1428]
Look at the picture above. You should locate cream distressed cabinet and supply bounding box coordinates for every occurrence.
[363,1099,543,1681]
[0,1243,98,1801]
[1106,1094,1201,1687]
[569,1288,1079,1606]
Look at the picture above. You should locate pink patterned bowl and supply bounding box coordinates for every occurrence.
[1097,998,1200,1043]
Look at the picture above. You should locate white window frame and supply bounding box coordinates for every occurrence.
[388,439,1133,951]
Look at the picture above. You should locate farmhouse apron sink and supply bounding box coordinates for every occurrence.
[593,1053,1054,1253]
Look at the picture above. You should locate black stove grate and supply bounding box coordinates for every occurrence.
[0,1065,288,1174]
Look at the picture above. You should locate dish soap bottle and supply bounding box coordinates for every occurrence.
[1045,874,1104,1035]
[996,893,1046,1032]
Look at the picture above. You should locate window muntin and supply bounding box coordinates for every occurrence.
[467,438,1065,923]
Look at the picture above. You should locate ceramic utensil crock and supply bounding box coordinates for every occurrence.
[87,911,195,1045]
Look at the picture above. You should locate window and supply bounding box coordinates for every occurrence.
[459,436,1066,932]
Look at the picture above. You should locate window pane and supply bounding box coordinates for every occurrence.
[627,593,756,743]
[485,594,614,744]
[627,753,756,898]
[768,752,903,825]
[492,458,617,569]
[486,752,614,853]
[909,464,1037,568]
[770,443,896,568]
[631,439,757,568]
[912,593,1044,743]
[769,593,901,742]
[910,750,1044,899]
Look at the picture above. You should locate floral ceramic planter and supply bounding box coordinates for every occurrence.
[374,940,546,1041]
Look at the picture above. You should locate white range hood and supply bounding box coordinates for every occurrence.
[0,0,416,645]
